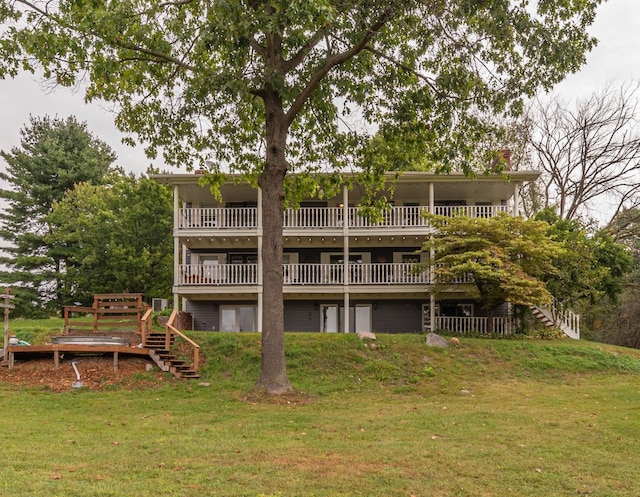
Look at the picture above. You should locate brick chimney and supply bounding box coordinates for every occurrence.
[500,149,512,171]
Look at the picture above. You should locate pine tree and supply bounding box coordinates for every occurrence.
[0,115,115,316]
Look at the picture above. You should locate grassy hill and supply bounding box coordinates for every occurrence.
[2,320,640,496]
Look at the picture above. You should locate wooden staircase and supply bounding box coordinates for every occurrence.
[144,332,201,380]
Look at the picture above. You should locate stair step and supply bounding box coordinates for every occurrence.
[178,372,201,379]
[172,364,191,370]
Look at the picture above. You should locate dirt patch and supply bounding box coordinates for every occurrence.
[0,355,166,392]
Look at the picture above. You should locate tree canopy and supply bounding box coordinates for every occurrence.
[46,170,174,306]
[535,209,633,307]
[421,212,563,332]
[0,115,115,316]
[0,0,603,392]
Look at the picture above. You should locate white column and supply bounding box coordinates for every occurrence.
[428,181,435,329]
[173,185,180,311]
[428,182,434,213]
[342,184,350,333]
[257,187,263,333]
[513,182,521,216]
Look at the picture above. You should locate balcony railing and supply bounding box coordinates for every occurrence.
[179,207,258,229]
[179,264,258,285]
[178,205,512,230]
[433,205,510,218]
[178,263,429,286]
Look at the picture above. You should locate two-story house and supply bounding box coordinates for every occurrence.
[153,168,572,336]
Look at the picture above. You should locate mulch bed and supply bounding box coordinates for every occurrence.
[0,354,166,392]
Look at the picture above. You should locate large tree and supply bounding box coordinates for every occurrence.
[535,208,633,308]
[421,212,563,333]
[0,115,115,316]
[1,1,602,392]
[521,83,640,225]
[45,170,174,307]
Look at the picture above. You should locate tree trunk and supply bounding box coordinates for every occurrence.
[486,307,495,335]
[255,92,292,394]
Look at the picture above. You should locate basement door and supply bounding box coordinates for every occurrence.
[320,304,372,333]
[220,305,257,332]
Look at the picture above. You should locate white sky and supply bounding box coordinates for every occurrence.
[0,0,638,176]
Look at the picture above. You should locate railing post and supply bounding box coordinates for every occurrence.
[193,348,199,371]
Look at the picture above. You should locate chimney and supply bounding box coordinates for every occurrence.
[499,149,512,171]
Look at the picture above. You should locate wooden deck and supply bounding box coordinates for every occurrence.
[6,343,151,371]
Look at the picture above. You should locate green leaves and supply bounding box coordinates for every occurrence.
[45,172,173,305]
[422,212,563,311]
[0,115,115,315]
[1,0,603,175]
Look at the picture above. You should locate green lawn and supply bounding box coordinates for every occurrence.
[2,323,640,496]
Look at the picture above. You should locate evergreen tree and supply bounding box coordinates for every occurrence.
[0,115,115,316]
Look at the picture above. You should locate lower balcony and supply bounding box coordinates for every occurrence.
[177,263,432,286]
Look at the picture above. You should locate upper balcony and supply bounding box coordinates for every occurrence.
[177,204,512,232]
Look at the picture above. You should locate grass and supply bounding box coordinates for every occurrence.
[3,319,640,495]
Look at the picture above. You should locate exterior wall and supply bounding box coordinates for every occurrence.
[185,300,219,331]
[371,301,424,333]
[284,301,321,332]
[184,298,425,333]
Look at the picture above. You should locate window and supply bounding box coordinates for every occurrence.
[422,303,439,332]
[440,303,473,317]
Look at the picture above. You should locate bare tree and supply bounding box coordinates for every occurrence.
[526,82,640,225]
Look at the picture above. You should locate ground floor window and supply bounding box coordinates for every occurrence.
[440,303,473,318]
[422,303,437,332]
[320,304,371,333]
[220,305,257,332]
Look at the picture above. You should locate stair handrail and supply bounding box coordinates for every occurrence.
[164,309,200,371]
[140,307,154,345]
[536,299,580,339]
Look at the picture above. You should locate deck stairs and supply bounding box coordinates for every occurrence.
[530,301,580,339]
[144,332,201,380]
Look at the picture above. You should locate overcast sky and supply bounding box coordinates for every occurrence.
[1,0,639,176]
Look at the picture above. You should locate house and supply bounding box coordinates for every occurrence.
[152,169,578,337]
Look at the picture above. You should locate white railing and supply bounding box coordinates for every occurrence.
[346,206,430,228]
[283,207,344,228]
[433,205,510,218]
[435,316,513,336]
[284,263,344,285]
[179,205,513,230]
[532,300,580,339]
[179,264,258,285]
[179,207,257,229]
[178,263,429,286]
[284,263,430,285]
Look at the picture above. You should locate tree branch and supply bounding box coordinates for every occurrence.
[284,7,396,126]
[281,28,325,73]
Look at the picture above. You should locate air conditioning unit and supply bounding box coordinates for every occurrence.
[152,298,168,312]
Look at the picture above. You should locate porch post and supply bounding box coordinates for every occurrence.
[342,184,350,332]
[257,186,263,333]
[428,182,436,330]
[513,182,520,216]
[173,185,180,311]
